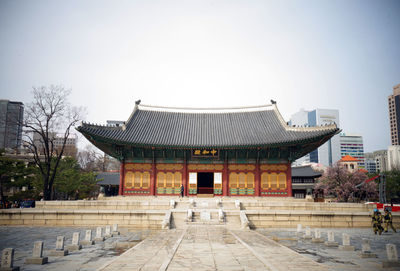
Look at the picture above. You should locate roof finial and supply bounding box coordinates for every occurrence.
[270,99,276,105]
[135,99,141,105]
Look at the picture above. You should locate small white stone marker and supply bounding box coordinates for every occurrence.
[382,244,400,268]
[296,224,303,238]
[81,229,94,246]
[215,198,222,207]
[1,248,19,271]
[218,209,224,222]
[312,229,324,243]
[67,232,82,251]
[72,232,80,245]
[50,236,68,256]
[189,198,195,207]
[304,227,312,239]
[324,231,338,247]
[339,233,354,251]
[56,236,64,250]
[360,239,377,258]
[387,244,398,261]
[25,241,48,265]
[187,209,193,222]
[235,200,241,209]
[105,225,112,237]
[169,200,175,208]
[112,224,120,235]
[95,227,105,242]
[240,211,250,230]
[200,211,211,221]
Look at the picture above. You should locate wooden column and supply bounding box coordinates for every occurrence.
[183,153,188,196]
[150,150,156,196]
[255,154,261,197]
[287,162,293,197]
[223,152,229,196]
[119,161,125,195]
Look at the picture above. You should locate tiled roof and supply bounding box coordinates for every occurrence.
[291,165,323,178]
[340,155,360,162]
[96,172,120,185]
[77,103,339,148]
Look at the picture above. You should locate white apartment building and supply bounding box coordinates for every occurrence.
[340,133,365,168]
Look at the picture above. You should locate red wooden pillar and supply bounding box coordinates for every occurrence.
[255,160,261,197]
[119,162,125,195]
[223,156,229,196]
[183,157,188,196]
[287,162,293,197]
[150,151,156,196]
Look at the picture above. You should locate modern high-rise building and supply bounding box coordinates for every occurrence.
[340,133,365,168]
[388,145,400,171]
[290,108,340,167]
[0,100,24,150]
[388,83,400,145]
[365,150,388,173]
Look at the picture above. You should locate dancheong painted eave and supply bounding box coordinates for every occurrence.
[76,101,340,149]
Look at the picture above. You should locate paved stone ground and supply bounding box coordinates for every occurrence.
[257,227,400,271]
[0,226,153,271]
[1,226,400,271]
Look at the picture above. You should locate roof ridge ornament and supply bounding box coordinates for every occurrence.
[136,103,275,113]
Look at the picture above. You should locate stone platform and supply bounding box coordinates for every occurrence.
[1,197,397,229]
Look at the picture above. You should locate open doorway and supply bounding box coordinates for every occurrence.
[197,172,214,194]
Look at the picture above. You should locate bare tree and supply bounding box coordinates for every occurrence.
[77,145,120,172]
[23,85,85,200]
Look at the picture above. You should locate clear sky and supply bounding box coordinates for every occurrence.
[0,0,399,152]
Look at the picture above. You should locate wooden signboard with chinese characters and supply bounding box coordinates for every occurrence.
[192,149,219,158]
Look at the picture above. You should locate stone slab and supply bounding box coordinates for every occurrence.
[311,238,324,243]
[81,240,94,246]
[49,250,68,256]
[382,261,400,268]
[66,244,82,251]
[339,245,355,251]
[25,257,48,265]
[0,267,20,271]
[359,252,377,258]
[324,241,339,247]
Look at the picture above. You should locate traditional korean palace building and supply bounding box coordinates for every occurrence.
[77,101,339,197]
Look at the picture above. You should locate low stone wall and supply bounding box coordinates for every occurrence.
[246,210,400,229]
[242,202,375,212]
[35,200,171,210]
[0,209,165,229]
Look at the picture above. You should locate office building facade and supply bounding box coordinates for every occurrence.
[340,133,365,168]
[290,108,340,167]
[0,100,24,150]
[388,84,400,145]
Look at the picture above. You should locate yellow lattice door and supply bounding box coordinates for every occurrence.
[278,173,287,190]
[174,172,182,194]
[157,172,166,194]
[142,172,150,189]
[261,172,269,190]
[125,172,134,189]
[229,173,238,195]
[271,173,279,189]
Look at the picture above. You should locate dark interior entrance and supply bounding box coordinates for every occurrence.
[197,172,214,194]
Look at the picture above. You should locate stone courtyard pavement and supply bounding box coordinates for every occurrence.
[1,226,399,271]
